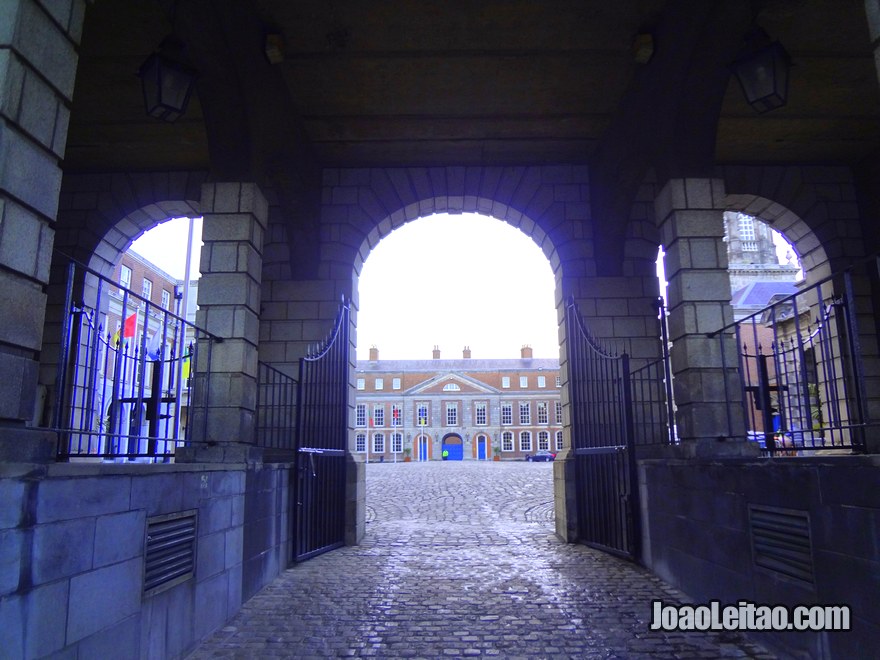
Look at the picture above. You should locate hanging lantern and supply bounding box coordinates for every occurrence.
[731,39,792,114]
[138,37,197,122]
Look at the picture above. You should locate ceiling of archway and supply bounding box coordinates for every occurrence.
[64,0,880,173]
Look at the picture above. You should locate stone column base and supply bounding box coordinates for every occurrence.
[0,426,57,463]
[176,442,264,464]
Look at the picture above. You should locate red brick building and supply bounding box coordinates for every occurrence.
[355,345,562,461]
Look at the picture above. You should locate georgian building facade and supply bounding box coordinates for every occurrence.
[355,346,562,461]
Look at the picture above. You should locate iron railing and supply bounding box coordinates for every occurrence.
[255,361,298,457]
[629,299,677,447]
[710,268,874,455]
[291,298,350,562]
[566,297,641,560]
[53,259,217,461]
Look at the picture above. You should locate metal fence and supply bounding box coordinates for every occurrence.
[629,299,677,447]
[711,268,872,455]
[291,299,350,562]
[255,361,298,458]
[53,260,217,461]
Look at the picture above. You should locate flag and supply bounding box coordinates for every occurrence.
[122,312,137,338]
[181,351,191,380]
[146,328,163,361]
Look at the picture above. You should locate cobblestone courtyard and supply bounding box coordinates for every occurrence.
[188,461,774,659]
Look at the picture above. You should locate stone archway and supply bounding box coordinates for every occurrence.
[441,433,464,461]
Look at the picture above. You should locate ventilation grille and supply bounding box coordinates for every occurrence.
[749,505,814,585]
[144,510,197,597]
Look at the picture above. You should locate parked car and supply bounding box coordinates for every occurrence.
[525,450,556,462]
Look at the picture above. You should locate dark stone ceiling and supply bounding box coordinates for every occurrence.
[64,0,880,173]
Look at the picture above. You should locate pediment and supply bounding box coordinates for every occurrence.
[409,373,497,395]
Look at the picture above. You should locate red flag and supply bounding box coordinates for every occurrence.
[122,312,137,338]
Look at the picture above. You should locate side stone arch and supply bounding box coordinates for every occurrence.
[720,165,880,432]
[39,171,206,425]
[55,171,207,276]
[720,165,863,282]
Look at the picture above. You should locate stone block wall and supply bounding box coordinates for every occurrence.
[640,456,880,659]
[0,462,291,658]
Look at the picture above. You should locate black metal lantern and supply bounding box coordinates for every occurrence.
[731,40,791,114]
[138,37,197,122]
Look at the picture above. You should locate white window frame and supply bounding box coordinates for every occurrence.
[537,375,546,388]
[120,265,132,291]
[356,404,367,427]
[555,401,562,424]
[142,278,153,301]
[537,401,548,425]
[373,433,385,454]
[391,403,402,427]
[519,431,532,452]
[519,402,531,425]
[392,377,401,390]
[373,405,384,428]
[501,403,513,426]
[446,402,458,426]
[555,430,564,451]
[443,383,460,392]
[375,378,384,390]
[416,402,429,427]
[501,376,510,389]
[519,376,528,388]
[391,432,403,453]
[556,376,561,387]
[161,289,171,310]
[357,378,365,391]
[474,402,487,426]
[538,431,550,451]
[502,431,514,452]
[356,433,367,452]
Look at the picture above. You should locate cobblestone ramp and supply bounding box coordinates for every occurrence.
[188,462,775,659]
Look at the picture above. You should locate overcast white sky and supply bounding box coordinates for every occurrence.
[131,213,560,361]
[356,213,558,360]
[131,216,203,281]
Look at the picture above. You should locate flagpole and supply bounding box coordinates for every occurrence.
[174,215,196,442]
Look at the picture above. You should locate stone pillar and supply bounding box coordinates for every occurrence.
[179,183,267,463]
[0,0,86,461]
[655,178,752,456]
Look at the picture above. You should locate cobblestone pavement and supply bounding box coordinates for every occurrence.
[188,461,775,659]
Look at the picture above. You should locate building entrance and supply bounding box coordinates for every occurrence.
[442,434,463,460]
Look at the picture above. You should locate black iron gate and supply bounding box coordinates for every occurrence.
[566,297,641,560]
[291,299,351,562]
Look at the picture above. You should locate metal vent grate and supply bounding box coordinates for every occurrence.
[748,505,814,585]
[144,510,197,597]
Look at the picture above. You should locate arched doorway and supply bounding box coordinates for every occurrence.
[441,434,463,461]
[475,434,488,460]
[417,434,431,461]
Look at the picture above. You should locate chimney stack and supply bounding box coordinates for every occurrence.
[463,346,471,359]
[432,345,441,360]
[369,345,379,361]
[520,344,533,359]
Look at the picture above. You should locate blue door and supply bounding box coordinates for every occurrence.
[477,437,486,460]
[418,437,428,461]
[442,441,463,460]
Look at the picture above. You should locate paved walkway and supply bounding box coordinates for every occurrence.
[188,461,775,659]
